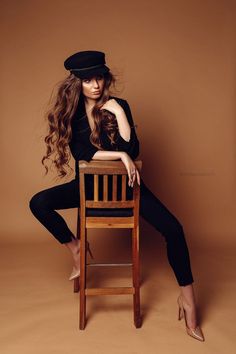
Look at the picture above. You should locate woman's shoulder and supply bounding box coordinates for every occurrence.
[108,96,135,126]
[108,95,129,108]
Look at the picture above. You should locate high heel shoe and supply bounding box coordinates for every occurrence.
[86,241,94,260]
[69,240,94,281]
[177,294,205,342]
[69,266,80,281]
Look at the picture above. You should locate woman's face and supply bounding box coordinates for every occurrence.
[81,74,105,100]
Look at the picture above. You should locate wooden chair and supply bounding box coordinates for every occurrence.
[74,159,142,330]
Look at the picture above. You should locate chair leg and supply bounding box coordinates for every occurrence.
[73,208,80,293]
[73,277,80,293]
[132,225,142,328]
[79,227,87,330]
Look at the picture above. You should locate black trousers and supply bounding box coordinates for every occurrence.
[29,177,194,286]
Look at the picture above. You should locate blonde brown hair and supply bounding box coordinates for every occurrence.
[41,71,120,179]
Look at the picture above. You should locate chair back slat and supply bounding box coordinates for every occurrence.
[103,175,108,201]
[94,174,99,201]
[121,175,127,201]
[112,175,118,201]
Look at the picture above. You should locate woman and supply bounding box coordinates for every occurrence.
[29,50,205,341]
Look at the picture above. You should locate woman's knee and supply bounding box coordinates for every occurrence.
[162,217,185,242]
[29,191,50,214]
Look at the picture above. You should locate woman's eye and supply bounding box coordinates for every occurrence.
[83,75,103,83]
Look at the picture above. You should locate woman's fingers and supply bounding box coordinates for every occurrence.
[127,168,132,187]
[121,154,140,188]
[130,168,140,187]
[131,169,141,187]
[125,163,132,187]
[131,172,136,187]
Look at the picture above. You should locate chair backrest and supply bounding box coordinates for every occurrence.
[78,160,142,218]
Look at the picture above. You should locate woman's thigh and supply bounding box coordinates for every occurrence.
[29,178,80,211]
[139,178,184,237]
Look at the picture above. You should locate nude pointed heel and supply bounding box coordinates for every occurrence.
[178,301,184,321]
[69,266,80,281]
[69,240,94,281]
[177,295,205,342]
[87,241,94,259]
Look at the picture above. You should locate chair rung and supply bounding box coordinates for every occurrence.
[87,262,133,267]
[86,216,134,228]
[86,201,134,208]
[85,287,135,296]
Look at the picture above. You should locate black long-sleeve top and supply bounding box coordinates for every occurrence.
[69,95,140,180]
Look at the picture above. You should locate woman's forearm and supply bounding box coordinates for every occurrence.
[92,150,124,160]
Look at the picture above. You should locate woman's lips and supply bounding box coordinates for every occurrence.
[92,91,100,94]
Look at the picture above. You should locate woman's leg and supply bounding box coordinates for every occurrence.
[139,178,194,286]
[29,179,80,244]
[139,179,200,329]
[29,178,81,268]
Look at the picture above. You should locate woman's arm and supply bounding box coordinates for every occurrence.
[69,139,98,161]
[101,99,140,160]
[92,150,123,160]
[69,130,140,187]
[69,137,126,162]
[114,106,131,142]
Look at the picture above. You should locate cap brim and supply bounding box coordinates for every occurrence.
[71,65,110,79]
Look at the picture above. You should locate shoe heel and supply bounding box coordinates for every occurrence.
[177,295,205,341]
[178,305,184,321]
[86,241,94,259]
[177,295,184,321]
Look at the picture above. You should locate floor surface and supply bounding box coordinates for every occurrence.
[1,237,235,354]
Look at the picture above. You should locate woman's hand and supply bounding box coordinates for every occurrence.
[120,152,140,188]
[100,99,123,115]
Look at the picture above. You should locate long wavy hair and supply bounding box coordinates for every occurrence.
[41,71,120,179]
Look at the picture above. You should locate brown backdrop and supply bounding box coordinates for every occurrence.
[1,1,236,353]
[1,0,235,248]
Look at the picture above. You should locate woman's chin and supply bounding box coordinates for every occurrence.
[91,94,102,100]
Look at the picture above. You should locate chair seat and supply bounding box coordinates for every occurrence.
[86,208,133,217]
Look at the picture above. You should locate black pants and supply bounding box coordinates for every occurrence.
[29,177,194,286]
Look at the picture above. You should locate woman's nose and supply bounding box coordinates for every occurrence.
[92,79,99,88]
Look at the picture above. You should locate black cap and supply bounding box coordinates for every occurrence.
[64,50,110,79]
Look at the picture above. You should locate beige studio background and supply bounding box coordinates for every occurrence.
[1,0,235,247]
[1,1,236,354]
